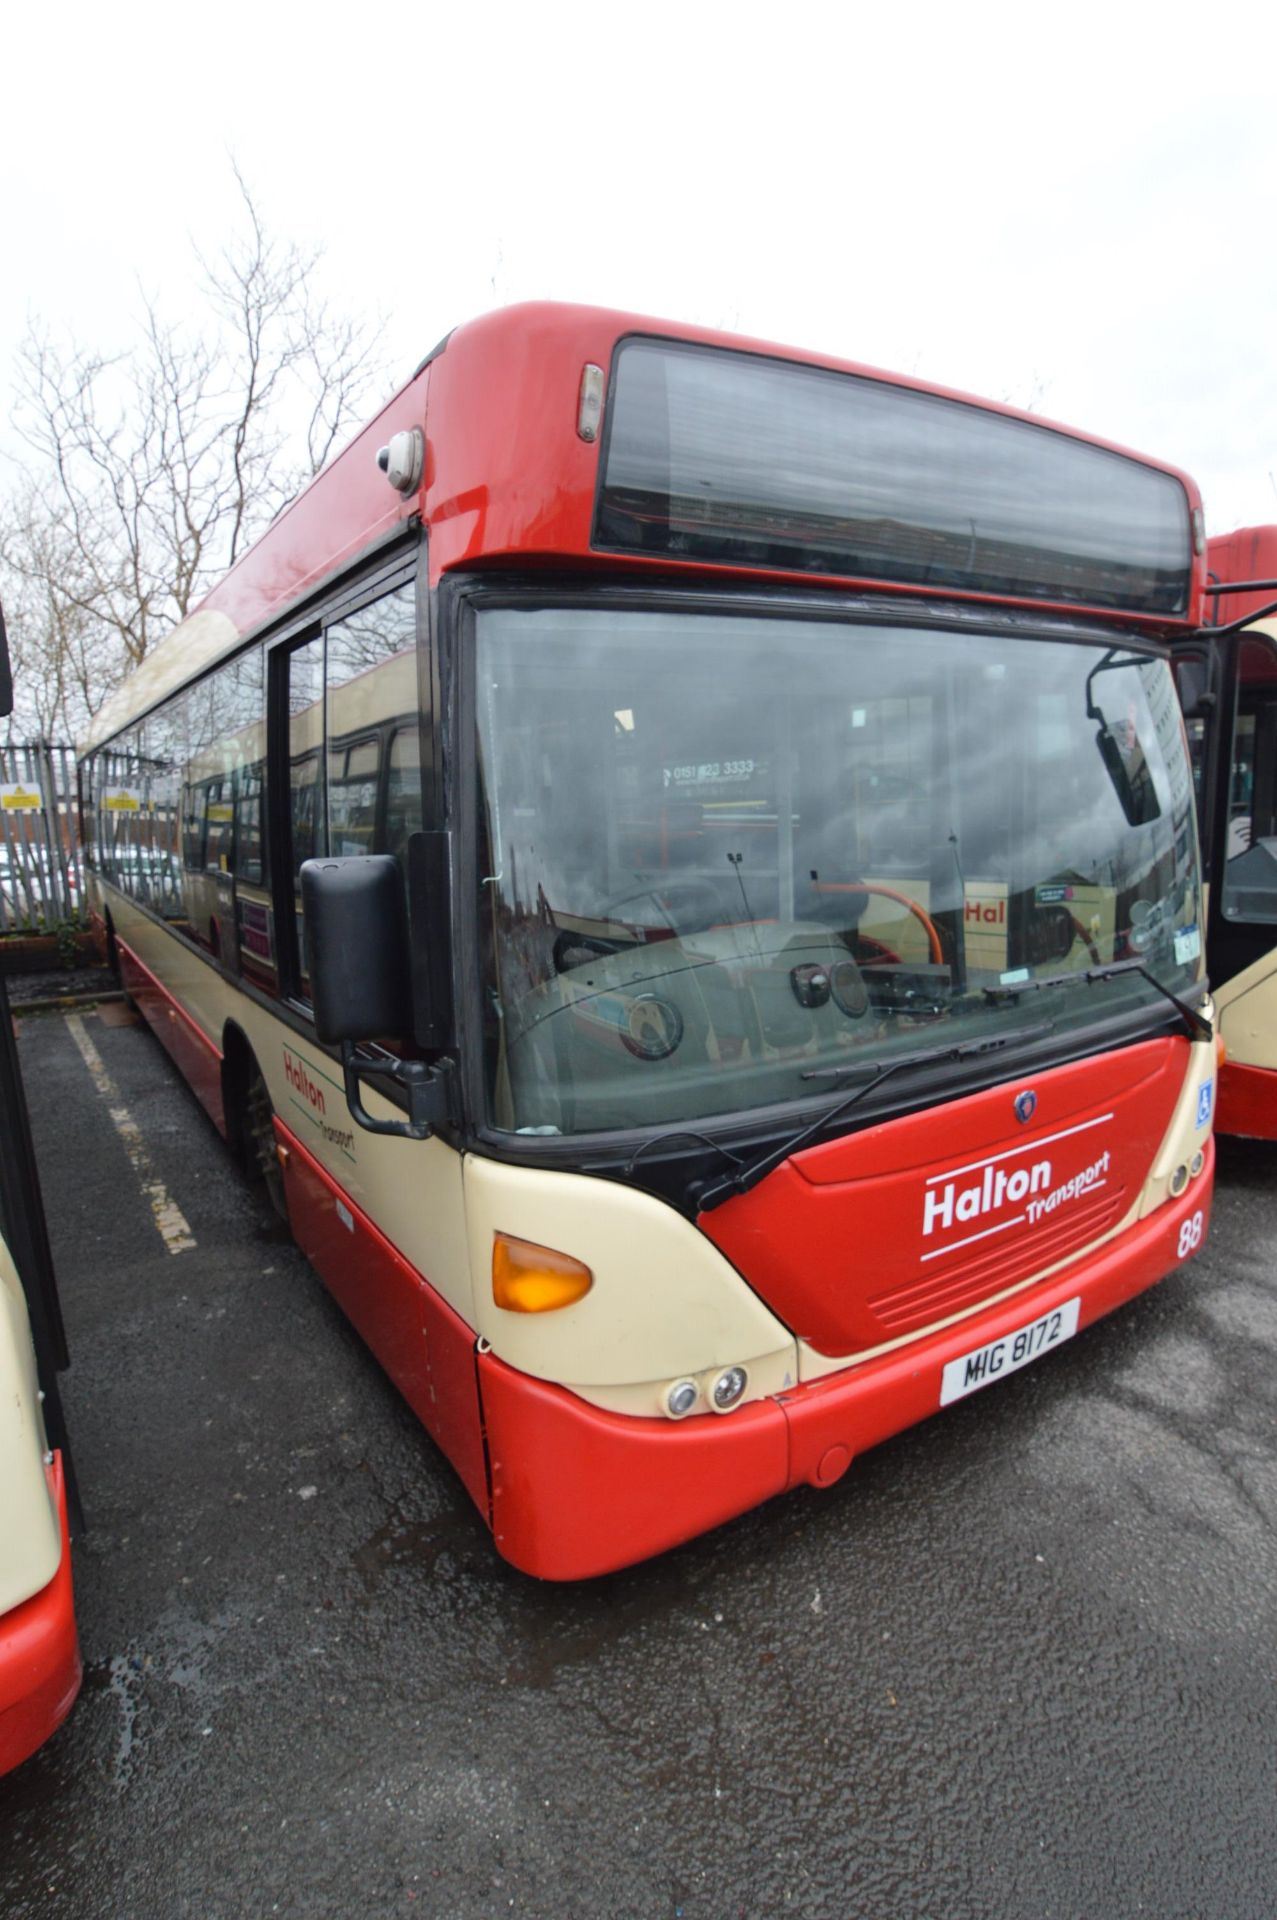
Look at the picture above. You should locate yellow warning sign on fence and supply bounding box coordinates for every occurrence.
[103,789,142,812]
[0,784,43,812]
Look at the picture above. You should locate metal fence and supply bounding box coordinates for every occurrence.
[0,744,83,931]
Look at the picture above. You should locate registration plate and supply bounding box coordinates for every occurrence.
[939,1297,1081,1407]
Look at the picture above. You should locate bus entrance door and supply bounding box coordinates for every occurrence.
[1212,627,1277,1136]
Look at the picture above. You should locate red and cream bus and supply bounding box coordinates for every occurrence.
[1173,526,1277,1137]
[80,305,1217,1578]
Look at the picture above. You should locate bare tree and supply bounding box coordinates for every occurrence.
[0,481,113,741]
[1,164,386,740]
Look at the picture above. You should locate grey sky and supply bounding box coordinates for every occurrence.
[6,1,1277,532]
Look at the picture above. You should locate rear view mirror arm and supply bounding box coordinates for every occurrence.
[341,1043,451,1141]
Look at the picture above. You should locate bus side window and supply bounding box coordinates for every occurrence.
[1221,634,1277,924]
[182,785,205,872]
[205,778,234,873]
[103,729,142,893]
[213,648,267,885]
[143,693,188,919]
[284,584,418,1002]
[324,583,419,862]
[235,762,265,887]
[329,739,379,857]
[290,755,321,866]
[385,727,423,856]
[286,635,325,1000]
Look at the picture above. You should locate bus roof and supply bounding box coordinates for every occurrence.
[81,302,1206,755]
[1207,525,1277,626]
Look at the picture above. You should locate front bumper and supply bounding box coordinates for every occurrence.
[0,1453,81,1776]
[477,1146,1214,1578]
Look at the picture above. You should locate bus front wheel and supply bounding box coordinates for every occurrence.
[227,1039,287,1222]
[245,1065,287,1221]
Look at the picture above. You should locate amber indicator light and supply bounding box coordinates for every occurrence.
[492,1233,593,1313]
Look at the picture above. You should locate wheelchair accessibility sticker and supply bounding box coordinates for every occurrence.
[1196,1080,1214,1128]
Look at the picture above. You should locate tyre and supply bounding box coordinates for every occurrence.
[241,1057,288,1221]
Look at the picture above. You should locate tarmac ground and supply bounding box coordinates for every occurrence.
[2,997,1276,1919]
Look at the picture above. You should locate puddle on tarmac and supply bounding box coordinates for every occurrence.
[351,1510,473,1594]
[83,1651,148,1790]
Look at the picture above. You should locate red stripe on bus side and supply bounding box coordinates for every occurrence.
[274,1122,490,1522]
[116,939,227,1137]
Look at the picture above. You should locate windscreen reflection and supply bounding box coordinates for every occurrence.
[475,608,1201,1135]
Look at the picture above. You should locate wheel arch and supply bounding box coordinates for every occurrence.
[220,1019,259,1162]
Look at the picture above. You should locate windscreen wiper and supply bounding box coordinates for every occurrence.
[695,1021,1055,1213]
[984,958,1212,1042]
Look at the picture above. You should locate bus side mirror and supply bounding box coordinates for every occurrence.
[0,600,12,719]
[302,855,412,1043]
[300,855,447,1141]
[1094,722,1161,828]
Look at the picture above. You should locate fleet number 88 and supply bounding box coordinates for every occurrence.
[1177,1210,1204,1260]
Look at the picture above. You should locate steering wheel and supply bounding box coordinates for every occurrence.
[614,879,730,931]
[552,879,728,974]
[811,881,945,965]
[552,929,628,973]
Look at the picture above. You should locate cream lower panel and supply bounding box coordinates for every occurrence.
[797,1033,1217,1386]
[1215,954,1277,1073]
[464,1156,797,1415]
[104,892,475,1329]
[0,1236,60,1616]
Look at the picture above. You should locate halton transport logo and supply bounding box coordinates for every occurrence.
[285,1048,327,1115]
[920,1114,1114,1261]
[283,1048,356,1157]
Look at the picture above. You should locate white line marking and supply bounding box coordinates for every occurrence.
[65,1012,197,1255]
[920,1212,1027,1262]
[924,1113,1115,1186]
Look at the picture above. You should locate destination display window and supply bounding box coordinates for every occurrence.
[596,339,1194,616]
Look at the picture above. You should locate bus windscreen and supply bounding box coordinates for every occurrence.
[595,339,1193,617]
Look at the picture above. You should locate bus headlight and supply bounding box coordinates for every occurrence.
[711,1366,748,1411]
[667,1379,699,1418]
